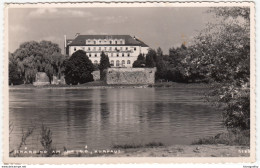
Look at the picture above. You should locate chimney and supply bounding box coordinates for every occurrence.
[75,33,80,37]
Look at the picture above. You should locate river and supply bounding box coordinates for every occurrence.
[9,87,225,151]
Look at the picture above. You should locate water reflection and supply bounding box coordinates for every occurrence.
[9,88,225,150]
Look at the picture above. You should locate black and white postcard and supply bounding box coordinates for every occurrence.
[3,1,256,164]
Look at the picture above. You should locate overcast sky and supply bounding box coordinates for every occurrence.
[8,7,213,54]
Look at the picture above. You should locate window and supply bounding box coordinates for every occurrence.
[127,60,131,64]
[117,53,119,57]
[126,47,128,50]
[93,47,96,51]
[122,53,124,57]
[110,41,112,44]
[99,41,101,43]
[111,53,113,57]
[88,47,90,51]
[104,47,106,51]
[94,41,96,44]
[95,54,97,57]
[99,47,101,51]
[89,54,91,57]
[128,53,130,57]
[109,47,112,51]
[94,60,98,64]
[115,47,117,51]
[122,60,125,67]
[115,41,117,44]
[74,47,76,51]
[120,41,123,44]
[120,47,123,50]
[111,60,114,66]
[134,47,136,51]
[116,60,120,67]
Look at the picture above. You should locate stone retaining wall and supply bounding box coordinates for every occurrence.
[105,68,156,84]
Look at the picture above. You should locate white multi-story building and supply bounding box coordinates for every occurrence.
[65,34,149,67]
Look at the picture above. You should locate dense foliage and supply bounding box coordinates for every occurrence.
[145,49,156,68]
[193,7,250,130]
[64,50,94,85]
[151,7,250,130]
[10,41,66,84]
[132,53,146,67]
[99,51,110,80]
[9,53,22,85]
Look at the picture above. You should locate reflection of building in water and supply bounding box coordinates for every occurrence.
[105,89,156,127]
[64,34,149,67]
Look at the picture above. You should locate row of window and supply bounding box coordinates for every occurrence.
[87,40,125,45]
[87,52,131,57]
[74,46,136,52]
[93,60,131,66]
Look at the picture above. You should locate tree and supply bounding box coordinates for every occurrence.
[145,49,156,68]
[192,7,250,130]
[45,52,67,82]
[9,53,22,85]
[12,40,64,84]
[99,51,110,80]
[132,53,146,67]
[167,45,189,82]
[64,50,94,85]
[156,47,163,58]
[155,48,168,80]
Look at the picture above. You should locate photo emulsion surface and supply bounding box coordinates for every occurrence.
[4,2,255,164]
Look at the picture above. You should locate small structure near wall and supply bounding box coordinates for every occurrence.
[105,68,156,85]
[91,70,100,81]
[51,75,66,85]
[33,72,50,86]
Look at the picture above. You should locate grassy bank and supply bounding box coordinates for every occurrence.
[111,144,250,157]
[11,144,250,157]
[59,144,250,157]
[113,142,164,149]
[192,130,250,146]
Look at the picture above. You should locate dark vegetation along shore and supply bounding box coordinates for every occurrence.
[9,81,211,89]
[9,8,250,157]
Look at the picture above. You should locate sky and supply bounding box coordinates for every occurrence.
[8,7,213,54]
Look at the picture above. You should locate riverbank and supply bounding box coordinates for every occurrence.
[11,144,250,157]
[109,144,250,157]
[60,136,250,157]
[55,144,250,157]
[9,81,212,90]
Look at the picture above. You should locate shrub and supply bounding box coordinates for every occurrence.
[40,124,53,156]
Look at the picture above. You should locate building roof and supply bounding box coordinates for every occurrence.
[68,35,149,47]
